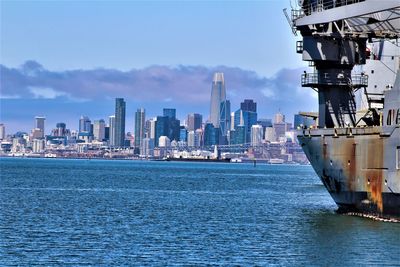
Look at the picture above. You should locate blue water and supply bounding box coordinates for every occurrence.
[0,158,399,266]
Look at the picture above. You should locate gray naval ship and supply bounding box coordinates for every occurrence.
[284,0,400,218]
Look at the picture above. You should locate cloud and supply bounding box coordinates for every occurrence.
[28,87,67,99]
[0,61,317,132]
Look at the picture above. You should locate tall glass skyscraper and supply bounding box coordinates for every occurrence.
[210,72,226,128]
[210,72,230,144]
[79,116,91,134]
[114,98,126,147]
[134,108,146,152]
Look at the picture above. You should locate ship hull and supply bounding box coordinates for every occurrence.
[298,126,400,219]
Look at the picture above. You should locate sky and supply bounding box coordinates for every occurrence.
[0,0,315,134]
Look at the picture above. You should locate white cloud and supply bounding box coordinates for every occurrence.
[261,88,275,98]
[28,87,67,99]
[0,94,21,99]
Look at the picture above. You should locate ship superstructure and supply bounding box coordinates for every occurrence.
[285,0,400,218]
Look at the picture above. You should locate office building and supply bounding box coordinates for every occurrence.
[210,72,226,128]
[140,138,154,157]
[234,109,257,143]
[32,139,45,153]
[158,136,171,147]
[79,116,91,134]
[93,119,105,141]
[187,113,202,131]
[265,127,277,142]
[109,115,116,146]
[204,122,219,146]
[251,125,263,146]
[240,99,257,112]
[274,111,285,123]
[35,116,45,138]
[135,108,146,151]
[163,108,176,119]
[114,98,126,147]
[0,124,5,140]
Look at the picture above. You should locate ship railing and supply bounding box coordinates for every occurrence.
[295,0,366,18]
[301,73,368,88]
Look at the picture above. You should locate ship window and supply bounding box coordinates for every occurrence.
[397,147,400,170]
[387,110,392,125]
[371,70,374,74]
[397,109,400,125]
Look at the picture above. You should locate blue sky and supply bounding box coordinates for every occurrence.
[0,0,314,133]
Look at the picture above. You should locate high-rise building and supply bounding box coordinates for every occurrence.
[274,111,285,123]
[135,108,146,151]
[210,72,226,128]
[93,119,105,141]
[140,137,154,157]
[114,98,126,147]
[109,115,116,146]
[55,123,66,137]
[234,109,257,143]
[35,116,45,138]
[187,113,202,131]
[219,99,230,142]
[0,124,5,140]
[265,127,277,142]
[251,125,263,146]
[79,116,91,134]
[179,126,187,142]
[204,122,219,146]
[231,125,246,145]
[240,99,257,113]
[187,130,201,147]
[32,139,45,153]
[155,116,168,147]
[163,108,176,119]
[273,122,292,140]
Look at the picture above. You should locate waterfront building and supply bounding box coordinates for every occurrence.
[32,139,45,153]
[114,98,126,147]
[93,119,105,141]
[187,113,202,131]
[135,108,146,152]
[109,115,115,146]
[257,118,273,139]
[251,125,263,146]
[240,99,257,113]
[140,138,154,157]
[34,116,45,138]
[0,124,5,140]
[158,136,171,147]
[79,116,91,134]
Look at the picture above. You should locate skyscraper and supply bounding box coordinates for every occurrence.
[79,116,91,134]
[0,124,5,140]
[109,115,116,146]
[187,113,202,131]
[135,108,146,152]
[210,72,226,128]
[35,116,45,138]
[114,98,126,147]
[234,109,257,143]
[240,99,257,112]
[251,125,263,146]
[93,119,105,141]
[163,108,176,119]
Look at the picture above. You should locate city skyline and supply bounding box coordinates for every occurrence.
[0,1,318,133]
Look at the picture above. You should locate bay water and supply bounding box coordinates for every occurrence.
[0,158,399,265]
